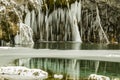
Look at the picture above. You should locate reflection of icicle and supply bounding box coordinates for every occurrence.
[95,60,99,74]
[72,42,81,50]
[71,59,77,80]
[68,59,80,80]
[96,5,110,44]
[73,60,80,80]
[19,58,31,68]
[72,59,76,70]
[72,59,79,80]
[14,31,20,44]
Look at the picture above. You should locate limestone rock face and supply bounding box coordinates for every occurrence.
[0,0,34,45]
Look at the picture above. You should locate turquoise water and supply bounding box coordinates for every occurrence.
[15,58,120,80]
[19,42,119,79]
[1,42,120,80]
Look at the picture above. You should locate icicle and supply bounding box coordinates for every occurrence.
[38,10,44,41]
[14,31,20,44]
[96,5,110,44]
[45,14,49,41]
[71,1,77,17]
[68,1,82,42]
[31,10,34,29]
[65,10,69,41]
[18,22,34,44]
[71,16,82,42]
[24,10,31,27]
[60,9,65,23]
[95,61,100,74]
[48,13,52,41]
[19,58,31,68]
[76,1,81,23]
[50,25,53,41]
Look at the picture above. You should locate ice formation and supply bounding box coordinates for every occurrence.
[0,66,48,79]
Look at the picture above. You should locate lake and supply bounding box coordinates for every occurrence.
[0,42,120,80]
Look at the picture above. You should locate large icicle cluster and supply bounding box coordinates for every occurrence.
[0,0,120,44]
[23,0,82,42]
[23,0,120,43]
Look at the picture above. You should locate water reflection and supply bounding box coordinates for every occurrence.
[1,41,120,50]
[1,42,120,80]
[14,58,120,80]
[33,42,120,50]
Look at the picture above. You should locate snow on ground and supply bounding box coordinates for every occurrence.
[88,74,110,80]
[0,66,48,80]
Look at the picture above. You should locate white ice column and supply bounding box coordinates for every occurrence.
[25,10,31,27]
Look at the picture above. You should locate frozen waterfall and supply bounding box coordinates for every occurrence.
[15,22,34,44]
[23,0,82,42]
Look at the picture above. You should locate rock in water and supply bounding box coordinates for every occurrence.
[54,74,63,79]
[88,74,110,80]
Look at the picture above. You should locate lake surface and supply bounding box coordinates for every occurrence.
[15,42,120,50]
[0,42,120,80]
[14,58,120,80]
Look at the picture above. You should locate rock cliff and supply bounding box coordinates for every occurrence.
[0,0,120,45]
